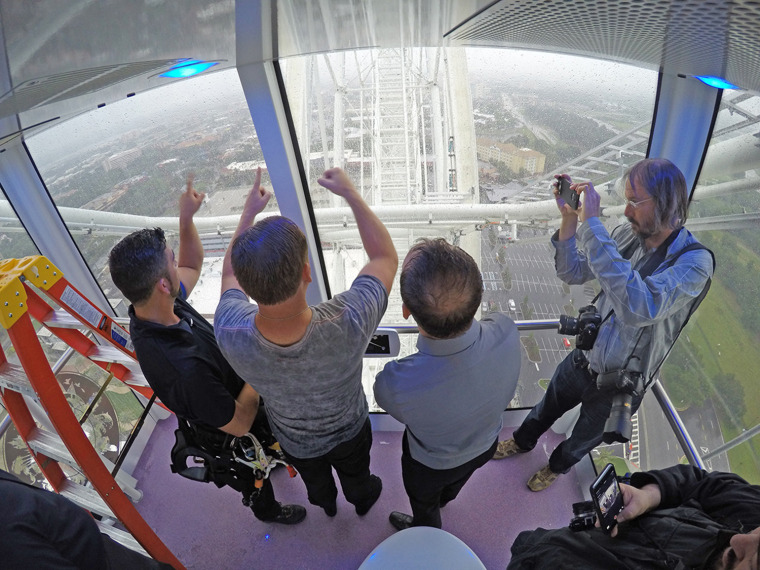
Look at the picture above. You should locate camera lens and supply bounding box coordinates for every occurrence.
[603,392,634,443]
[558,314,578,335]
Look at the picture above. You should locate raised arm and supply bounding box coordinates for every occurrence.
[177,174,206,297]
[318,168,398,293]
[221,167,272,295]
[553,174,581,242]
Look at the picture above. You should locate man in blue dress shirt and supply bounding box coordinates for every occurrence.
[375,238,521,530]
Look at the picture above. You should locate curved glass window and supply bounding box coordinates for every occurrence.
[280,48,657,410]
[0,195,143,487]
[658,92,760,483]
[0,195,39,366]
[25,69,268,317]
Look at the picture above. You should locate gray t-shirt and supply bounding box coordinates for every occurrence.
[374,313,520,470]
[215,275,388,458]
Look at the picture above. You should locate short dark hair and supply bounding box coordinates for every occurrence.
[400,238,483,339]
[231,216,307,305]
[625,158,689,232]
[108,228,168,305]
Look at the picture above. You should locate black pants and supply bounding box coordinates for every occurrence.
[281,418,374,512]
[211,459,280,520]
[513,350,644,474]
[401,431,498,528]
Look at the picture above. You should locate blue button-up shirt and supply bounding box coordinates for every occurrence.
[374,314,520,469]
[553,218,713,379]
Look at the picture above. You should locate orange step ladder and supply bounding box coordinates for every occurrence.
[0,255,183,569]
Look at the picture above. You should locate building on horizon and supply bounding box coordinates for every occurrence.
[476,137,546,175]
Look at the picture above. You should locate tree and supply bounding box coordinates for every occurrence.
[521,295,534,319]
[521,333,540,362]
[497,247,507,265]
[501,267,512,289]
[488,225,498,249]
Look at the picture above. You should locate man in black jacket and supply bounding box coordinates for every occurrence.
[0,469,172,569]
[108,175,305,525]
[508,465,760,569]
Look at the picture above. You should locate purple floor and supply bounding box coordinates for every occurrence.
[131,415,585,569]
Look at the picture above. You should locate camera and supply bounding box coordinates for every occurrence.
[569,500,596,532]
[597,361,644,443]
[558,305,602,350]
[558,176,580,209]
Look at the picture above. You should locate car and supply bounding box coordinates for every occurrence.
[508,299,516,312]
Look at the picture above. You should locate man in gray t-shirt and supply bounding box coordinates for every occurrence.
[374,238,521,531]
[215,167,397,518]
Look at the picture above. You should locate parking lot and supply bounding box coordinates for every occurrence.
[480,230,593,407]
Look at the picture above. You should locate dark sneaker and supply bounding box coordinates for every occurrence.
[268,504,307,524]
[527,465,560,492]
[355,475,382,515]
[492,438,527,460]
[389,511,413,531]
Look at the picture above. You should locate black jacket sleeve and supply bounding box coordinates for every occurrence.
[631,465,760,532]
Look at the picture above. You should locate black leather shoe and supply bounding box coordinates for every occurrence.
[389,511,413,531]
[269,504,306,525]
[355,475,382,515]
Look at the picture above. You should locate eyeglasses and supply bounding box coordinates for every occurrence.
[624,197,653,209]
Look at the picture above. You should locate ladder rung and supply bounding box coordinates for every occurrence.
[60,478,115,519]
[43,309,85,328]
[96,520,149,556]
[88,345,137,365]
[28,427,142,502]
[0,362,37,399]
[28,426,75,465]
[122,369,149,387]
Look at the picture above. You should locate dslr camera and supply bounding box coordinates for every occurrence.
[596,359,644,443]
[569,501,596,532]
[558,305,602,350]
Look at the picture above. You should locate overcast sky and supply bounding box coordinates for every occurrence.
[466,47,657,102]
[26,47,657,167]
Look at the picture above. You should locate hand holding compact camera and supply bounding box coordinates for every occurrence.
[557,175,580,210]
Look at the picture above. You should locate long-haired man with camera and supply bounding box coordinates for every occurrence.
[493,158,714,491]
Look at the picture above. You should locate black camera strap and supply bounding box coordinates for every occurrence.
[590,229,680,331]
[642,242,715,388]
[591,227,680,306]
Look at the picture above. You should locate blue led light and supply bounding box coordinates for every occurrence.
[264,534,271,541]
[160,61,218,79]
[695,75,738,89]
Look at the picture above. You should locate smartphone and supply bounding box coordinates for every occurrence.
[558,176,580,210]
[590,463,624,533]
